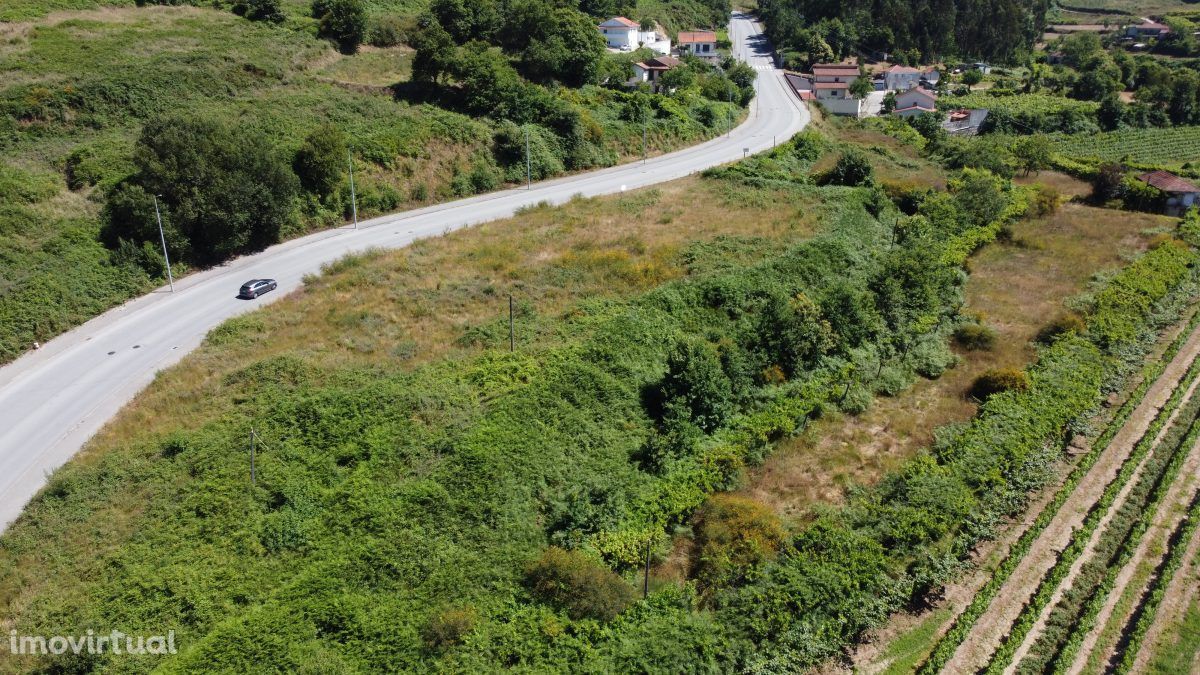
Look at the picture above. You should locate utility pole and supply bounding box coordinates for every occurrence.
[348,149,359,230]
[249,428,257,486]
[643,537,652,598]
[509,294,515,352]
[152,195,174,292]
[524,125,532,190]
[642,108,648,164]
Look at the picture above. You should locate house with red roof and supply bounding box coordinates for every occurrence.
[810,63,865,116]
[1137,171,1200,216]
[892,87,937,118]
[598,17,639,50]
[677,30,718,59]
[631,56,682,91]
[884,65,922,91]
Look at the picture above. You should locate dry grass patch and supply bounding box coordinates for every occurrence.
[739,200,1168,520]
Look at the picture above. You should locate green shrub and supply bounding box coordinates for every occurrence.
[953,322,997,351]
[524,547,635,622]
[657,338,734,433]
[1036,313,1086,344]
[692,494,786,593]
[423,606,478,649]
[824,149,875,187]
[294,125,347,198]
[969,367,1029,401]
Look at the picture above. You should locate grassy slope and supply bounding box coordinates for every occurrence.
[0,2,738,364]
[0,114,968,670]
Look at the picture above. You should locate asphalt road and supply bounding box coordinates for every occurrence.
[0,12,809,530]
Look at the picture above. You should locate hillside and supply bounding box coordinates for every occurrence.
[0,0,741,364]
[2,112,1195,672]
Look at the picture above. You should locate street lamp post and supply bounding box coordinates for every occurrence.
[152,195,174,293]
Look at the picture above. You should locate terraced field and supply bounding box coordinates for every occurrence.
[911,305,1200,675]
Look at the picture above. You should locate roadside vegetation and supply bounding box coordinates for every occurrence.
[3,97,1198,672]
[0,0,739,364]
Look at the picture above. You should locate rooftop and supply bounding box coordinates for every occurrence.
[677,31,716,43]
[1138,170,1200,193]
[599,16,638,28]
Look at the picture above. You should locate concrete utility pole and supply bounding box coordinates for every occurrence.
[152,195,174,292]
[524,126,532,190]
[642,108,648,164]
[348,149,359,230]
[249,428,257,486]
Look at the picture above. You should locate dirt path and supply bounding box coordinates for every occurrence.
[1065,433,1200,674]
[940,322,1200,673]
[1000,369,1200,675]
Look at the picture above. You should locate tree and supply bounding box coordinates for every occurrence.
[907,110,946,145]
[1098,94,1124,131]
[102,116,298,265]
[962,69,983,86]
[849,70,874,99]
[881,91,897,114]
[1012,134,1051,176]
[950,168,1008,227]
[826,148,874,186]
[656,338,734,432]
[1091,162,1126,204]
[518,7,606,87]
[692,495,786,592]
[410,17,457,84]
[317,0,367,53]
[234,0,285,23]
[293,124,347,198]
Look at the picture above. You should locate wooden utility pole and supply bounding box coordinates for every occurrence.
[250,428,257,486]
[509,295,515,352]
[643,537,652,598]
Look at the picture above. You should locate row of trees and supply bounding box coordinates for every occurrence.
[759,0,1048,66]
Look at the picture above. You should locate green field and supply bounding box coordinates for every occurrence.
[1051,126,1200,168]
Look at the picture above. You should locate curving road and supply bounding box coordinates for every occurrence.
[0,12,808,530]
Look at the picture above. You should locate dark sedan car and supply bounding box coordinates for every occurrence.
[239,279,277,299]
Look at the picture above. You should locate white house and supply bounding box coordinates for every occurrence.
[811,64,865,116]
[677,31,718,59]
[884,65,922,91]
[892,87,937,117]
[631,56,681,91]
[921,68,940,87]
[598,17,639,50]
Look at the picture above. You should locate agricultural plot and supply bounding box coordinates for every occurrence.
[1052,126,1200,169]
[941,93,1099,117]
[911,280,1200,675]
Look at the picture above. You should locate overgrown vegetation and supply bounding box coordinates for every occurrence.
[0,0,743,363]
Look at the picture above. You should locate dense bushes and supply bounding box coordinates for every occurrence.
[954,321,997,350]
[524,547,636,621]
[692,495,786,593]
[970,367,1029,401]
[101,115,298,266]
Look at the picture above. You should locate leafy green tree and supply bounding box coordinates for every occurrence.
[848,70,873,99]
[293,124,347,198]
[907,110,946,145]
[962,69,983,86]
[411,17,457,84]
[1098,94,1123,131]
[950,168,1008,227]
[430,0,499,43]
[235,0,285,23]
[657,338,734,432]
[1012,135,1051,176]
[317,0,367,53]
[517,7,606,87]
[881,91,897,114]
[756,293,834,376]
[102,116,298,265]
[825,149,874,186]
